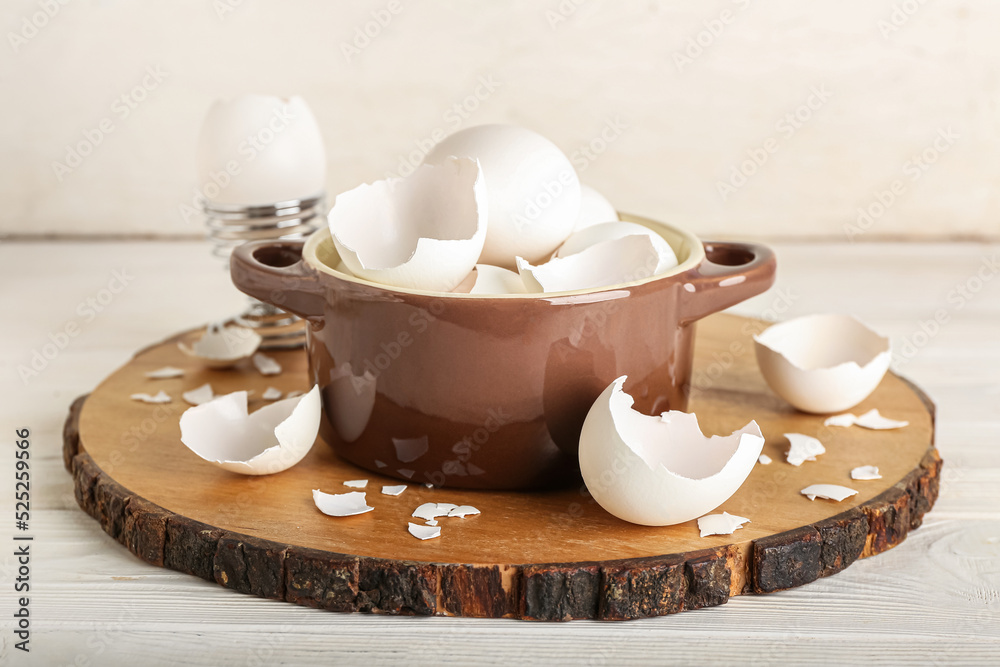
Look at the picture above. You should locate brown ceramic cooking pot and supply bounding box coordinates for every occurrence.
[231,214,775,490]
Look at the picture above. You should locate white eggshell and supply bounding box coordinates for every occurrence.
[313,489,373,517]
[754,314,891,414]
[784,433,825,466]
[131,391,171,404]
[555,221,678,273]
[197,94,326,206]
[182,383,215,406]
[579,376,765,526]
[411,502,458,521]
[178,324,261,368]
[517,234,663,293]
[252,353,282,376]
[145,366,185,379]
[851,465,882,480]
[825,409,908,430]
[328,158,487,292]
[447,505,480,518]
[408,522,442,540]
[574,184,619,230]
[697,512,750,538]
[178,386,321,475]
[424,124,581,267]
[469,264,528,295]
[800,484,858,502]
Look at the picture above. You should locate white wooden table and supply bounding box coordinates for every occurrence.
[1,240,998,665]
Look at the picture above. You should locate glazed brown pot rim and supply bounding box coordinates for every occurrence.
[301,212,708,300]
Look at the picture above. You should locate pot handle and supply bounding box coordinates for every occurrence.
[230,239,326,320]
[679,241,777,325]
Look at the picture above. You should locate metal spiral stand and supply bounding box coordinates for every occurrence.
[201,195,325,349]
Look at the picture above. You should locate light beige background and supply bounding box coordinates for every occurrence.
[1,0,998,241]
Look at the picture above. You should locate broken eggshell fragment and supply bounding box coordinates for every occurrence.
[327,157,487,292]
[801,484,858,502]
[178,324,262,369]
[469,264,529,295]
[825,409,908,430]
[555,221,678,274]
[517,234,666,294]
[313,489,374,517]
[579,376,765,526]
[754,314,891,414]
[698,512,750,538]
[178,385,321,475]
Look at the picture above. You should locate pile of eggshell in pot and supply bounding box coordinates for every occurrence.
[129,117,912,541]
[326,124,678,295]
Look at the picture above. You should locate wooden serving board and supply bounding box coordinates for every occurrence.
[63,313,941,621]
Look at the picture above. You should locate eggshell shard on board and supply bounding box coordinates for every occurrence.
[381,485,407,496]
[754,314,891,414]
[327,157,488,292]
[424,124,581,267]
[758,454,773,465]
[785,433,826,466]
[179,324,262,369]
[574,184,619,230]
[131,391,171,404]
[182,383,215,406]
[145,366,185,379]
[555,221,678,274]
[178,386,321,475]
[801,484,859,502]
[408,522,442,540]
[447,505,480,518]
[825,409,909,430]
[252,353,282,376]
[261,387,282,401]
[313,489,374,517]
[578,376,765,526]
[516,234,666,294]
[343,479,368,488]
[851,465,882,480]
[698,512,751,538]
[412,502,459,521]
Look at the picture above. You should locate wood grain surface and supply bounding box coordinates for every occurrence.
[5,240,997,665]
[63,313,940,620]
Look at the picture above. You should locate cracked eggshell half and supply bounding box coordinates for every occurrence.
[574,184,619,230]
[754,314,891,414]
[327,157,487,292]
[579,376,765,526]
[179,385,321,475]
[517,234,664,294]
[424,124,580,268]
[555,220,678,273]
